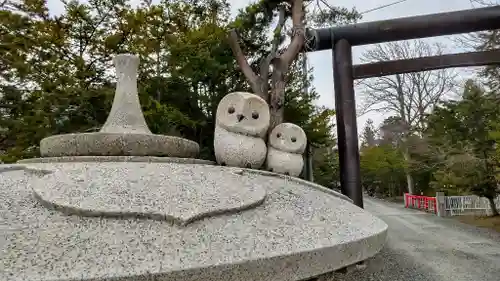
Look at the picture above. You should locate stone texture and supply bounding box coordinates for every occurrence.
[18,156,214,165]
[267,123,307,176]
[30,162,267,226]
[238,168,353,203]
[214,92,269,168]
[214,126,267,168]
[1,164,388,281]
[215,92,270,138]
[266,147,304,177]
[100,54,151,135]
[269,123,307,154]
[40,133,199,158]
[39,54,199,158]
[0,164,28,173]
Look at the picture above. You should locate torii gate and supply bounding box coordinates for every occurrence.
[305,6,500,208]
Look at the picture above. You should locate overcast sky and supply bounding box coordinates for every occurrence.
[47,0,479,131]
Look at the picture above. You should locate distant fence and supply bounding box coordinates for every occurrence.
[404,193,500,217]
[404,194,437,214]
[444,195,500,216]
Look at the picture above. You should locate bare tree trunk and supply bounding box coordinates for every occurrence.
[358,41,457,195]
[402,133,415,195]
[396,74,415,195]
[227,0,304,137]
[402,138,415,194]
[405,169,415,194]
[406,172,415,194]
[487,197,499,216]
[269,62,286,132]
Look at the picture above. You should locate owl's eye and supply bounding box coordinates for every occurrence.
[252,112,259,119]
[228,107,235,114]
[276,133,282,138]
[291,137,297,143]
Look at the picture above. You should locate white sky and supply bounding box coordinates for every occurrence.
[46,0,480,131]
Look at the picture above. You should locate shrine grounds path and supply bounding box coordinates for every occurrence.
[331,197,500,281]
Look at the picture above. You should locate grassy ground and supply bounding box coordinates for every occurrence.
[457,215,500,233]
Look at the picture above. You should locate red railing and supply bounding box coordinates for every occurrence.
[404,193,437,214]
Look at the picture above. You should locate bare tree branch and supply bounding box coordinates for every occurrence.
[281,0,305,66]
[359,39,457,132]
[260,5,287,82]
[470,0,498,6]
[227,30,263,98]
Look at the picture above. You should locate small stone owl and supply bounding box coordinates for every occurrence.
[214,92,270,169]
[266,123,307,177]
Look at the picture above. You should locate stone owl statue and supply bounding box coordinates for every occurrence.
[214,92,270,168]
[266,123,307,177]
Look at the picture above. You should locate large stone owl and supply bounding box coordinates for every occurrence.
[214,92,270,169]
[266,123,307,177]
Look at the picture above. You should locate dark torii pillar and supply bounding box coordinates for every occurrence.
[333,39,362,208]
[304,5,500,208]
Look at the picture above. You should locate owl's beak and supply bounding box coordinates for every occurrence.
[237,114,245,122]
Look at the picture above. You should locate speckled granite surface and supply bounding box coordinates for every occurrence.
[18,155,214,165]
[40,132,200,158]
[1,163,388,281]
[31,163,267,225]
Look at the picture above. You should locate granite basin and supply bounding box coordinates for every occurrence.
[1,163,388,281]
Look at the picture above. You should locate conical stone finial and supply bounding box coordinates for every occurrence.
[101,54,151,134]
[39,54,199,158]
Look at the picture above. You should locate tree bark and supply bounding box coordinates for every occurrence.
[487,197,499,216]
[227,30,266,99]
[402,148,415,194]
[269,61,286,132]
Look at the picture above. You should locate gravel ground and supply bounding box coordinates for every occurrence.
[326,197,500,281]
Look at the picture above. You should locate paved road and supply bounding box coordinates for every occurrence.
[331,197,500,281]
